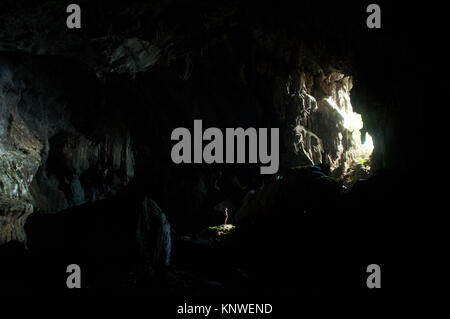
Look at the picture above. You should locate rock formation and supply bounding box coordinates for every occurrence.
[0,0,436,301]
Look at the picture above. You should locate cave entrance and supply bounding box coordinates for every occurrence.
[321,74,374,184]
[293,72,374,185]
[327,93,374,183]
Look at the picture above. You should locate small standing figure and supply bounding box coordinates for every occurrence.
[224,208,229,225]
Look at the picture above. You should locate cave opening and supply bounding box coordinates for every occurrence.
[321,75,375,184]
[289,70,375,185]
[0,0,435,305]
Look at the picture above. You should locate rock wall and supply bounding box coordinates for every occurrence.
[0,1,378,245]
[0,55,134,244]
[279,67,372,181]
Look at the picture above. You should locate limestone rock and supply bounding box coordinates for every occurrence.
[109,38,161,76]
[137,196,172,267]
[0,54,135,245]
[0,196,33,245]
[234,167,341,226]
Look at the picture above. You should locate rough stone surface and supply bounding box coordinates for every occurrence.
[234,166,341,226]
[137,196,172,267]
[0,0,437,301]
[0,0,365,244]
[0,54,134,244]
[0,1,429,248]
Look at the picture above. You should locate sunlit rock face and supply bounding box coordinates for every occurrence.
[283,70,373,181]
[318,72,373,179]
[0,71,42,244]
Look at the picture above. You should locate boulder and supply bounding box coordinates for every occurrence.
[137,196,173,268]
[234,167,341,226]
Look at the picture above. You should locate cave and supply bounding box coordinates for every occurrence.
[0,0,440,311]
